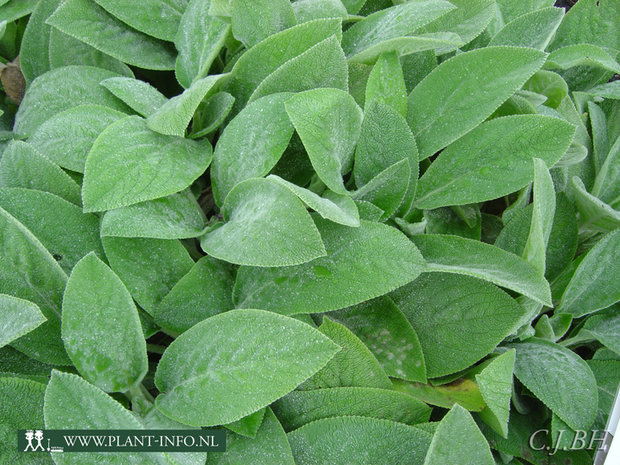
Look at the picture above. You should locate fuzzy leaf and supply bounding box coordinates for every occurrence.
[62,253,147,392]
[211,93,294,205]
[0,141,81,205]
[285,88,363,194]
[341,1,456,62]
[101,190,207,240]
[391,273,527,378]
[288,417,433,465]
[46,0,176,70]
[507,339,598,430]
[100,77,168,118]
[0,207,68,365]
[153,256,233,333]
[155,309,340,426]
[274,387,431,432]
[329,296,427,382]
[414,115,575,209]
[423,405,494,465]
[559,229,620,317]
[14,65,128,136]
[234,218,425,314]
[82,116,212,212]
[0,295,46,349]
[412,234,552,305]
[93,0,188,41]
[407,47,547,159]
[28,105,126,173]
[175,0,229,89]
[201,178,326,267]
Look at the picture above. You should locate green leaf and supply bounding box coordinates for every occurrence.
[201,178,326,267]
[407,47,547,159]
[412,234,552,306]
[152,256,234,333]
[288,416,433,465]
[559,229,620,317]
[354,101,418,216]
[365,51,407,117]
[390,273,527,378]
[28,104,125,173]
[423,404,494,465]
[488,7,563,50]
[101,190,207,240]
[225,18,342,111]
[206,408,295,465]
[328,296,427,382]
[191,91,235,137]
[0,377,51,464]
[421,0,496,50]
[47,27,133,77]
[549,0,619,51]
[234,218,425,314]
[0,188,104,273]
[523,159,556,274]
[44,370,179,465]
[62,253,147,392]
[249,35,349,102]
[571,176,620,233]
[100,77,168,118]
[46,0,177,70]
[14,65,128,136]
[285,88,363,194]
[475,350,515,439]
[347,33,465,66]
[274,387,431,432]
[352,158,411,220]
[0,0,37,22]
[175,0,230,89]
[0,141,81,205]
[523,70,568,109]
[414,115,575,209]
[267,175,360,227]
[0,295,46,349]
[0,207,69,365]
[102,237,194,314]
[593,135,620,207]
[496,193,578,281]
[211,93,294,205]
[495,0,556,24]
[581,310,620,356]
[589,101,609,173]
[300,317,392,390]
[292,0,348,23]
[154,309,340,426]
[424,207,481,240]
[82,116,212,212]
[225,408,266,439]
[341,1,456,62]
[507,338,598,430]
[546,44,620,74]
[147,75,223,137]
[585,81,620,100]
[231,0,296,48]
[392,378,485,412]
[93,0,187,41]
[19,0,58,84]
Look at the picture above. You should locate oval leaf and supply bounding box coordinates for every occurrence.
[234,218,425,314]
[154,309,340,426]
[62,253,148,392]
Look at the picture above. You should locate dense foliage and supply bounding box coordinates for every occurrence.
[0,0,618,464]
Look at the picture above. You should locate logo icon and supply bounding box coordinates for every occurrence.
[23,430,45,452]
